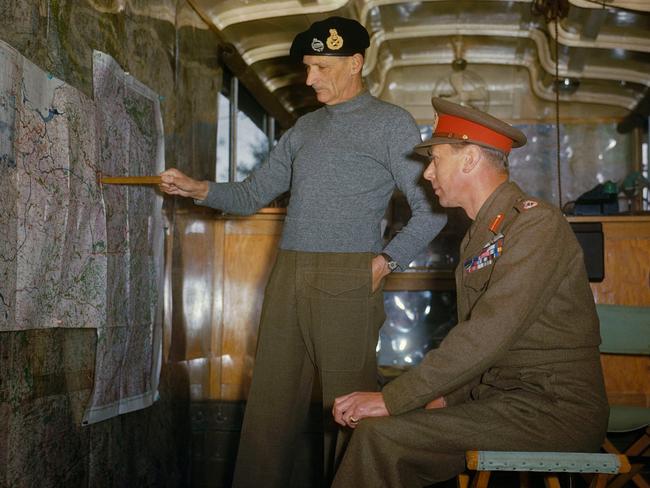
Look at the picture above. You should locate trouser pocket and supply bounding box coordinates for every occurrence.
[302,266,376,372]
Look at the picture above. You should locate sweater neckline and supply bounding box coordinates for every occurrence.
[324,90,372,114]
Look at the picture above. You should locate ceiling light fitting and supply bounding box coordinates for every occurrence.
[553,77,581,94]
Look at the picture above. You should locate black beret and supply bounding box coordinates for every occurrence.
[290,16,370,61]
[414,98,527,156]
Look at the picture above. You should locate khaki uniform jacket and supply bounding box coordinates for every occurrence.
[382,181,608,445]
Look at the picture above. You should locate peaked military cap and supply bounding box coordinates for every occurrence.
[290,16,370,61]
[414,98,527,156]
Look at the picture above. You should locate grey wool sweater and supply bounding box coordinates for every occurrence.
[197,91,446,268]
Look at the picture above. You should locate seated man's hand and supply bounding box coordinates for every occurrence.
[425,396,447,409]
[332,391,389,429]
[159,168,209,200]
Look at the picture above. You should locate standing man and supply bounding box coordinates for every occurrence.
[159,17,446,487]
[331,98,609,487]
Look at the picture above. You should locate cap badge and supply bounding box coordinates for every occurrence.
[326,29,344,50]
[311,38,324,52]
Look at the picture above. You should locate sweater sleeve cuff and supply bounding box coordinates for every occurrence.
[193,181,218,207]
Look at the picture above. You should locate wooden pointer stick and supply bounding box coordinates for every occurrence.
[99,175,162,185]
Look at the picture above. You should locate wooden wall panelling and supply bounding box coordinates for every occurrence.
[590,219,650,306]
[187,357,211,401]
[209,219,226,400]
[574,216,650,408]
[213,215,283,401]
[171,211,220,401]
[171,213,217,361]
[600,354,650,407]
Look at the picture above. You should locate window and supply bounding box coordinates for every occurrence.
[216,70,277,182]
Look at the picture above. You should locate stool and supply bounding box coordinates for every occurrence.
[459,450,631,488]
[602,406,650,488]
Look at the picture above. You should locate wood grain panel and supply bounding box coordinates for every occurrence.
[580,217,650,407]
[600,355,650,407]
[209,222,226,399]
[187,357,210,401]
[591,237,650,305]
[169,211,284,401]
[219,220,283,400]
[169,214,217,362]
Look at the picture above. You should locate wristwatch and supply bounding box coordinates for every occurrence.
[380,252,399,272]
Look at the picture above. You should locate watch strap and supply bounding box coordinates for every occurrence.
[380,252,399,272]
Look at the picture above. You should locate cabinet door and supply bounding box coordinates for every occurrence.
[219,218,282,400]
[175,214,283,401]
[591,221,650,306]
[591,220,650,408]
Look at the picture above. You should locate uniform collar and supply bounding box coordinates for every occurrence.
[468,181,522,240]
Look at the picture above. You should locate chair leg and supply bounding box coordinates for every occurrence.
[602,437,620,455]
[626,426,650,456]
[470,471,491,488]
[519,472,531,488]
[607,464,649,488]
[544,474,561,488]
[602,426,650,488]
[587,473,609,488]
[457,472,470,488]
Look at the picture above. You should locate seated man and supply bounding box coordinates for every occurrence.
[331,98,609,487]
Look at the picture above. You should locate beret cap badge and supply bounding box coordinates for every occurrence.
[326,29,344,50]
[289,16,370,61]
[311,38,324,52]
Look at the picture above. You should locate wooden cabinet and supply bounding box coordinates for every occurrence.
[171,211,650,406]
[569,216,650,407]
[169,208,457,401]
[169,208,283,401]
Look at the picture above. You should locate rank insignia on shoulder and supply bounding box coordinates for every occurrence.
[488,213,504,234]
[516,199,538,211]
[464,236,504,273]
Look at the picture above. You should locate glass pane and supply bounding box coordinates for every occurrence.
[235,109,268,182]
[216,93,230,183]
[643,142,648,211]
[377,290,457,368]
[418,122,637,210]
[508,122,635,207]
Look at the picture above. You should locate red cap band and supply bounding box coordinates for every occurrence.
[434,114,514,154]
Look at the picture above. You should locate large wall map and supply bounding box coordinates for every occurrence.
[0,41,164,424]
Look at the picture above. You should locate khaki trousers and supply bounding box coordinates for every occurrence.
[232,250,386,488]
[332,360,608,488]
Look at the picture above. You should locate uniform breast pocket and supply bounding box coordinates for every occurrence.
[463,265,494,292]
[461,266,496,317]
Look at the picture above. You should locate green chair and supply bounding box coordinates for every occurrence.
[458,305,649,488]
[597,304,650,488]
